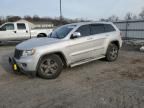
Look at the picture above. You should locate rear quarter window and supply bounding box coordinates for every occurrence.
[104,24,116,32]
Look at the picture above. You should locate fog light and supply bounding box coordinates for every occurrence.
[22,63,27,67]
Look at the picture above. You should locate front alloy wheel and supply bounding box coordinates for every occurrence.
[38,54,63,79]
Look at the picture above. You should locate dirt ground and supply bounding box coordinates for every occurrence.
[0,44,144,108]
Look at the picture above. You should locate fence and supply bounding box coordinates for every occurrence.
[114,20,144,40]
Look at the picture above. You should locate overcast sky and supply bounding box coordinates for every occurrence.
[0,0,144,20]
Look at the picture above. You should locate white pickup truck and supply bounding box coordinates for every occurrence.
[0,22,52,44]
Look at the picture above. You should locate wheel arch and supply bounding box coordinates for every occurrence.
[109,40,120,49]
[37,33,47,37]
[36,51,68,71]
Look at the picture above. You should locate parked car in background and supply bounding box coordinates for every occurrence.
[9,22,122,79]
[0,21,52,44]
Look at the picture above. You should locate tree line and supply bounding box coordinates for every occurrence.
[100,8,144,22]
[0,8,144,25]
[0,15,90,26]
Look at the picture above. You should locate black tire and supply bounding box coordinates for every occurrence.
[37,54,63,79]
[106,43,119,62]
[37,34,46,38]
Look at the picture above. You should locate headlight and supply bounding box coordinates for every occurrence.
[22,49,36,57]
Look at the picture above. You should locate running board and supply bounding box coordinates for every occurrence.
[70,56,105,67]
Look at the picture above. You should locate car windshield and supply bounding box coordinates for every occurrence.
[49,25,76,39]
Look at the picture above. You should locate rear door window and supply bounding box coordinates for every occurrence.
[17,23,26,30]
[90,24,105,35]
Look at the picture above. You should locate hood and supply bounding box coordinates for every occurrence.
[16,38,60,50]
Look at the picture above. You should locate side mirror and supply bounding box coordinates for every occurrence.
[71,32,81,39]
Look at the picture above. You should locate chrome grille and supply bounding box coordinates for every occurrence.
[14,49,23,59]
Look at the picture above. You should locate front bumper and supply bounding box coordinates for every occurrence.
[9,57,36,77]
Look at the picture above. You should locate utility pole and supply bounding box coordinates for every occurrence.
[60,0,62,24]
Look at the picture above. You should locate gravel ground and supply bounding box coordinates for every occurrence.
[0,45,144,108]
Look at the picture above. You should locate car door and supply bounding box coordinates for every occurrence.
[89,24,107,56]
[0,23,17,41]
[16,23,30,40]
[66,24,99,64]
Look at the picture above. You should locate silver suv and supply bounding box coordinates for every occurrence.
[9,22,122,79]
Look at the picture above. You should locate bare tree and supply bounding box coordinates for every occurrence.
[108,15,119,22]
[6,16,21,22]
[33,15,40,21]
[99,18,109,22]
[0,16,2,25]
[125,12,133,20]
[0,16,6,25]
[132,15,138,20]
[139,8,144,19]
[24,15,33,22]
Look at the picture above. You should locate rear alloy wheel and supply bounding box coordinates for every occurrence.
[38,54,63,79]
[106,44,119,62]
